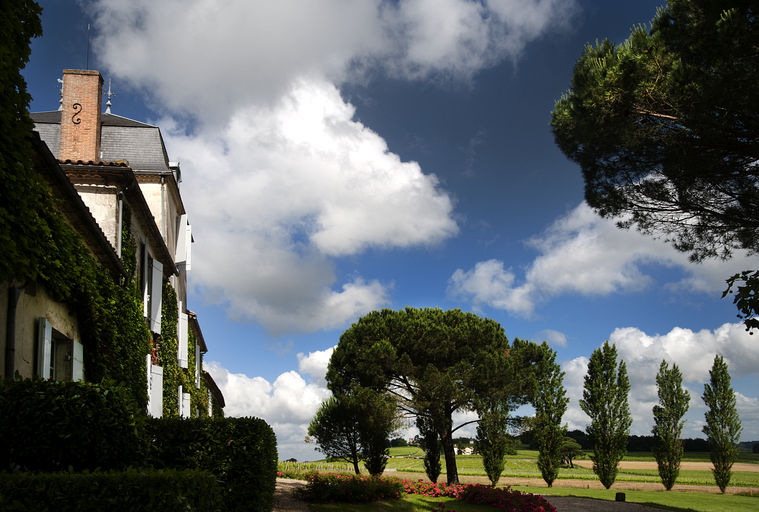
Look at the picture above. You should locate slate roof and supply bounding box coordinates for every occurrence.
[31,111,171,172]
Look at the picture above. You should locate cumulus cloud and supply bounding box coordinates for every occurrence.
[205,358,332,461]
[448,259,533,314]
[535,329,567,347]
[561,323,759,439]
[164,79,456,332]
[450,202,756,316]
[87,0,578,334]
[297,346,335,385]
[91,0,577,122]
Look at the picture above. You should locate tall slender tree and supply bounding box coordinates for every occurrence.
[580,341,631,489]
[533,342,568,487]
[702,355,742,493]
[416,413,441,483]
[652,360,690,490]
[475,408,509,486]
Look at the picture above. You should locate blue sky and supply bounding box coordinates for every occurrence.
[24,1,758,460]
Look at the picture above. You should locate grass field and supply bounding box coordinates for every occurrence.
[307,489,759,512]
[380,448,759,487]
[288,449,759,511]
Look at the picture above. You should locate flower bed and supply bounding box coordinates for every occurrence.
[402,479,466,499]
[296,471,556,510]
[461,484,557,511]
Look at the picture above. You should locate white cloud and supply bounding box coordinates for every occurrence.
[451,202,756,316]
[89,0,577,334]
[167,79,455,332]
[561,323,759,440]
[92,0,578,122]
[535,329,567,347]
[205,358,332,461]
[448,259,534,314]
[297,346,335,385]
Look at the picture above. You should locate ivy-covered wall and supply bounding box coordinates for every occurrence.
[1,2,151,407]
[160,280,210,418]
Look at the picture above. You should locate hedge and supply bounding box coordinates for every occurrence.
[0,379,144,472]
[145,417,277,512]
[0,469,222,512]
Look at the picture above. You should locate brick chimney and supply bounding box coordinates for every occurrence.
[59,69,103,162]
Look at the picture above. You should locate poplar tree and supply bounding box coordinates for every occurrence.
[475,409,509,486]
[533,342,568,487]
[580,341,631,489]
[702,355,742,493]
[652,360,690,490]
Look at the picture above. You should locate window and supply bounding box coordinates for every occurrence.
[36,318,83,381]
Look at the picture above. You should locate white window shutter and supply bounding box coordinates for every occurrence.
[185,222,192,271]
[208,390,213,416]
[175,214,188,265]
[36,318,52,379]
[182,392,192,418]
[147,363,163,418]
[195,341,201,388]
[72,340,84,381]
[142,247,150,317]
[150,259,163,333]
[178,302,188,368]
[178,385,183,417]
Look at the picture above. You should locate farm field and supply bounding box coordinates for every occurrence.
[380,448,759,487]
[283,448,759,512]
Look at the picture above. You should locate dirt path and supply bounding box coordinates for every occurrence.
[273,478,309,512]
[571,460,759,472]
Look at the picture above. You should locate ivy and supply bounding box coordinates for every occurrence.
[161,279,180,417]
[1,1,150,407]
[159,280,210,418]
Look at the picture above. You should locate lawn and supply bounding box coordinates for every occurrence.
[382,448,759,487]
[307,488,759,512]
[284,447,759,511]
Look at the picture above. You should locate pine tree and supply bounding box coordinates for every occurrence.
[534,343,568,487]
[702,355,742,493]
[580,341,631,489]
[652,360,690,490]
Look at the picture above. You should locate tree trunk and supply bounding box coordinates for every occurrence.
[440,429,459,484]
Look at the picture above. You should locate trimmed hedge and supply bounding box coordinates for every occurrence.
[0,379,144,472]
[145,417,277,512]
[0,469,222,512]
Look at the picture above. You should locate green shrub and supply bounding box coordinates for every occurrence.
[145,417,277,512]
[299,471,404,503]
[0,379,144,472]
[0,469,222,512]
